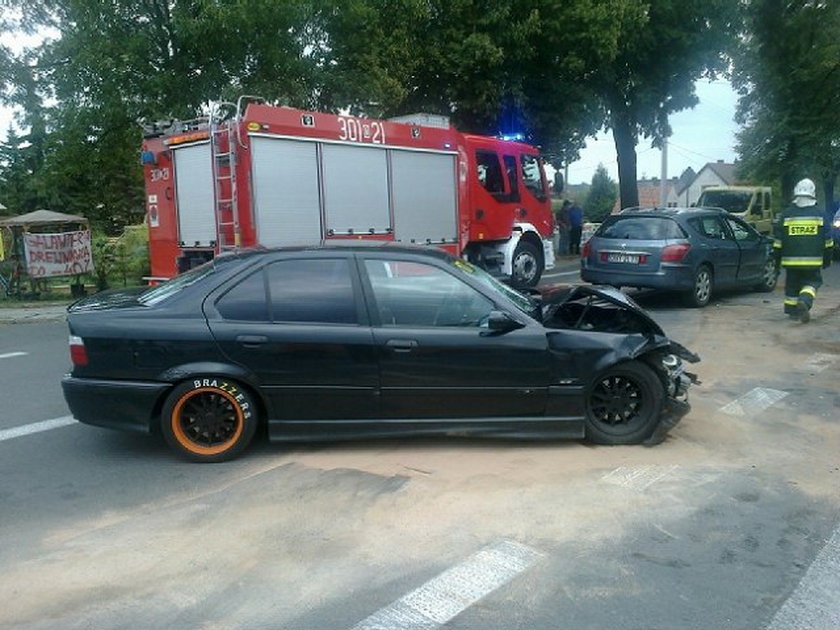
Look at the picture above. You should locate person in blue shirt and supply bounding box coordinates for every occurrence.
[567,200,584,255]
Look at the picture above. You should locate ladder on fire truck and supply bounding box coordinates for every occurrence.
[208,102,240,252]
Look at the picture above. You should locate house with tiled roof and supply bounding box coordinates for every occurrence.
[675,160,738,206]
[612,177,680,213]
[608,162,740,213]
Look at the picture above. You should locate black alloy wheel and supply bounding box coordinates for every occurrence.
[584,360,664,444]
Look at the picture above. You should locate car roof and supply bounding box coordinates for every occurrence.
[616,206,729,219]
[214,241,455,264]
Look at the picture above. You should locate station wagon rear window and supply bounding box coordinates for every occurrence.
[598,217,686,240]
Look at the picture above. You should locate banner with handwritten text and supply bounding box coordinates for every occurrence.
[24,230,95,277]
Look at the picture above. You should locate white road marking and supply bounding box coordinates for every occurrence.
[0,416,77,443]
[801,353,840,373]
[0,351,28,359]
[767,524,840,629]
[720,387,788,417]
[601,465,680,491]
[349,540,542,630]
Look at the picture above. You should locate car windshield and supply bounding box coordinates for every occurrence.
[698,190,752,213]
[448,258,538,318]
[597,216,686,240]
[138,262,217,306]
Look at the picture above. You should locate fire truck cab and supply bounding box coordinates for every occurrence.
[141,99,555,286]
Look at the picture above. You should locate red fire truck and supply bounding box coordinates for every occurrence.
[140,98,555,286]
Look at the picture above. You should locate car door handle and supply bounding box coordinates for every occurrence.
[236,335,268,348]
[385,339,418,353]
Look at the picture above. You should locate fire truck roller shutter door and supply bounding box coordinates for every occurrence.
[391,150,458,245]
[173,143,216,247]
[321,144,391,235]
[250,137,322,247]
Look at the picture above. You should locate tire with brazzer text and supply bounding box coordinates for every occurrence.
[161,377,258,463]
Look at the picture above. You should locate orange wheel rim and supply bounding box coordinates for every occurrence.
[171,387,245,456]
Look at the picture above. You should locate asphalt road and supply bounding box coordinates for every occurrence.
[1,265,839,630]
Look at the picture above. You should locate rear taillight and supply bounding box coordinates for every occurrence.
[661,243,691,262]
[69,335,88,366]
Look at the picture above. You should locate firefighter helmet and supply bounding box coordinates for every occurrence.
[793,178,816,200]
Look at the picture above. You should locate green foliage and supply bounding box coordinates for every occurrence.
[584,164,617,222]
[90,224,149,290]
[91,233,116,290]
[733,0,840,202]
[0,0,744,235]
[115,223,150,285]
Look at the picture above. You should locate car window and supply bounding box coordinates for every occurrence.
[689,216,729,240]
[139,261,217,306]
[475,150,505,195]
[698,190,752,213]
[365,259,494,327]
[723,216,758,242]
[216,270,269,321]
[521,154,546,201]
[598,217,685,240]
[503,154,520,202]
[266,258,358,324]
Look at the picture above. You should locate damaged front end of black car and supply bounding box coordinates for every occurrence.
[534,283,700,446]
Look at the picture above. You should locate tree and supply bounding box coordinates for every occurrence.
[0,0,741,234]
[2,0,322,231]
[733,0,840,205]
[591,0,740,210]
[584,164,617,222]
[318,0,641,163]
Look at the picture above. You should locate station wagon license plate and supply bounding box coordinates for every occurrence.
[607,253,640,264]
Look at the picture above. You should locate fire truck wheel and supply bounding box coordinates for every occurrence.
[584,360,664,445]
[512,241,542,287]
[161,378,258,463]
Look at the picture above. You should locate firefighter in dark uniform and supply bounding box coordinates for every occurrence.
[773,178,834,322]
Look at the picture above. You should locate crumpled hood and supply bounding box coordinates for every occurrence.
[535,283,700,364]
[537,283,664,333]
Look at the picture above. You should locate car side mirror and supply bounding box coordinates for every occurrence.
[486,310,525,333]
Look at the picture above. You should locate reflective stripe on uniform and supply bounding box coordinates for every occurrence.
[781,256,823,266]
[773,240,782,249]
[783,216,824,225]
[784,298,799,306]
[800,286,817,298]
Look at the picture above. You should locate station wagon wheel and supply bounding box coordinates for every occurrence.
[754,257,778,292]
[161,378,258,463]
[685,264,712,308]
[584,360,664,445]
[511,241,542,287]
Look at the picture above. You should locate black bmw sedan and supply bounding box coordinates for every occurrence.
[62,244,699,462]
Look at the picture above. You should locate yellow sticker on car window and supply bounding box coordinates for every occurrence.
[453,259,476,273]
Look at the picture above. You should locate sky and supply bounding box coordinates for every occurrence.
[563,79,741,185]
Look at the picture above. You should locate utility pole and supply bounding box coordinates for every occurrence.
[659,139,668,207]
